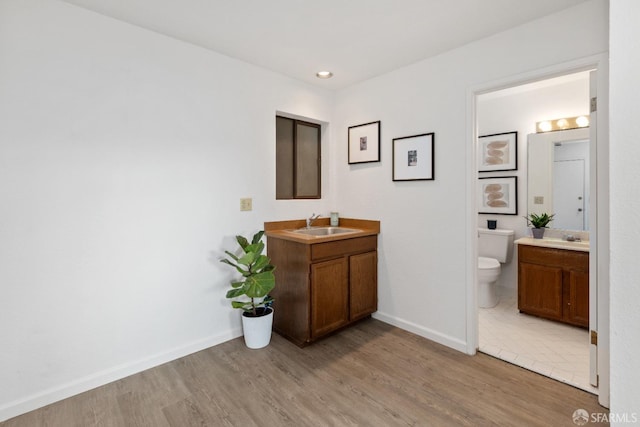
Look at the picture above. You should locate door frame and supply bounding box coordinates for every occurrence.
[465,53,609,408]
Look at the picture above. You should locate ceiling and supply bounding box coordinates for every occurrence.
[61,0,588,90]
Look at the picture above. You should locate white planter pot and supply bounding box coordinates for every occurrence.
[241,308,273,349]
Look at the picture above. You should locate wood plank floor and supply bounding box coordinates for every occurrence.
[2,319,607,426]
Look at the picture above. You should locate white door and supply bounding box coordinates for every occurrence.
[553,159,585,230]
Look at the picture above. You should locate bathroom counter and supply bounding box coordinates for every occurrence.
[264,217,380,346]
[515,237,589,252]
[517,241,589,328]
[264,218,379,244]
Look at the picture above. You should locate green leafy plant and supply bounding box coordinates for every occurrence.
[220,231,275,316]
[524,212,555,229]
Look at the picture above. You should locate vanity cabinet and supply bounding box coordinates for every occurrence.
[267,235,378,346]
[517,244,588,328]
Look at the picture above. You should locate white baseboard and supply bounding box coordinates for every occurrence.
[2,317,468,422]
[0,327,242,422]
[372,312,468,353]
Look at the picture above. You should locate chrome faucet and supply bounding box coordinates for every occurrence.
[306,213,321,228]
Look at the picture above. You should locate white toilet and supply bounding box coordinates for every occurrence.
[478,228,515,308]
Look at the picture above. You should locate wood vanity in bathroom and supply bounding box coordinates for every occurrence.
[264,218,380,346]
[516,238,589,328]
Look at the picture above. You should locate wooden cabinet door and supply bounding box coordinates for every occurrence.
[518,262,564,321]
[566,269,589,327]
[310,258,349,339]
[349,251,378,321]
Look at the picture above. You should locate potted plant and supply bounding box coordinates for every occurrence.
[221,230,275,349]
[524,213,555,239]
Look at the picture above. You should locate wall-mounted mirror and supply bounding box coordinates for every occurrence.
[527,127,590,231]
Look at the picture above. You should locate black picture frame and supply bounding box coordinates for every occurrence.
[348,121,381,164]
[478,131,518,172]
[392,133,435,181]
[478,176,518,215]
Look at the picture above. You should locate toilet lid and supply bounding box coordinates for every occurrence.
[478,257,500,269]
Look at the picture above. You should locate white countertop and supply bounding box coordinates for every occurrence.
[515,237,590,252]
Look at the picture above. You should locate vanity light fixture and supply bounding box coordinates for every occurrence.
[575,115,590,127]
[535,115,590,133]
[538,121,553,132]
[315,70,333,79]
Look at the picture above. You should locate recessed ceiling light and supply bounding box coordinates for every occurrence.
[316,71,333,79]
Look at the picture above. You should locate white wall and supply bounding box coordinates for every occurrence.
[477,76,590,290]
[0,0,334,420]
[0,0,622,421]
[609,0,640,420]
[332,0,608,351]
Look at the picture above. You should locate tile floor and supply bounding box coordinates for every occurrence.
[479,286,598,394]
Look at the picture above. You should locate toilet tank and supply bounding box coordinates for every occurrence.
[478,228,515,263]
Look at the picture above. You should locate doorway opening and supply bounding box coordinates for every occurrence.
[474,70,597,394]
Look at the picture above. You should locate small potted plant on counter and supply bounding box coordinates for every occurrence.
[524,212,555,239]
[221,230,275,349]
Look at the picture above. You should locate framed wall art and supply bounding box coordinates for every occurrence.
[478,131,517,172]
[478,176,518,215]
[348,121,381,164]
[392,132,434,181]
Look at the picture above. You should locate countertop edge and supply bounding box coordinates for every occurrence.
[515,237,589,252]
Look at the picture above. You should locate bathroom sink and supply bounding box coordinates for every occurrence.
[291,226,361,236]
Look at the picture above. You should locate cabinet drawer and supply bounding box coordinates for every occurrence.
[311,236,377,261]
[518,244,588,271]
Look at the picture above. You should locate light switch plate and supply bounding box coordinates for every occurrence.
[534,196,544,204]
[240,198,252,211]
